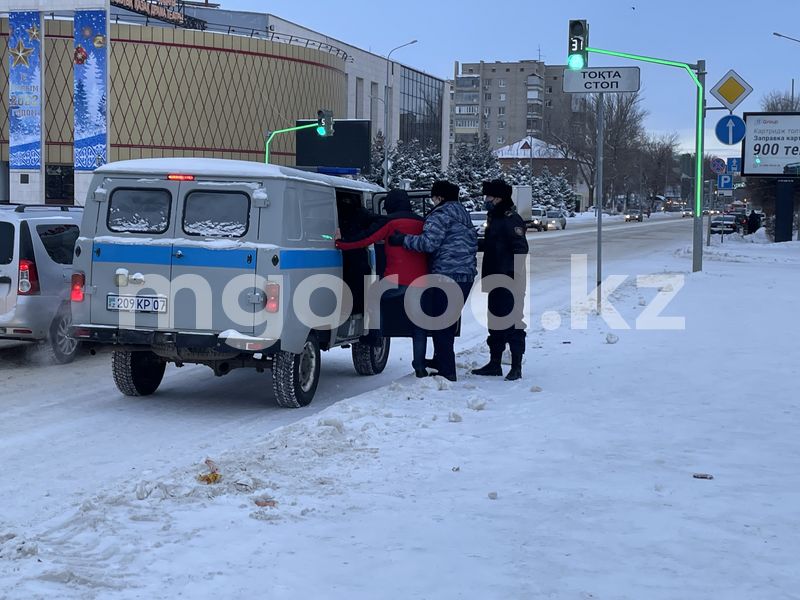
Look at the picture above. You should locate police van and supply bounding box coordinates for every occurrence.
[70,158,404,408]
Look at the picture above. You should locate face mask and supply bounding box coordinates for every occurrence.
[483,199,494,211]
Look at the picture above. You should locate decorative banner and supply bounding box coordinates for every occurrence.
[8,11,43,171]
[74,10,108,172]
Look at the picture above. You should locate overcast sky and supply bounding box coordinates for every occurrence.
[221,0,798,158]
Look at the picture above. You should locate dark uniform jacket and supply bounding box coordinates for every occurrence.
[481,198,529,281]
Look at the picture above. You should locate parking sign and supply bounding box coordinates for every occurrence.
[717,174,733,190]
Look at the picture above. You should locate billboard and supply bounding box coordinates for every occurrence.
[8,11,43,171]
[742,112,800,177]
[74,9,109,172]
[295,119,371,173]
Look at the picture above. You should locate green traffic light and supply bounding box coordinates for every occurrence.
[316,126,326,136]
[567,53,585,70]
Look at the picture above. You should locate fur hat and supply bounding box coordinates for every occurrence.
[482,179,513,201]
[384,189,411,214]
[431,180,460,202]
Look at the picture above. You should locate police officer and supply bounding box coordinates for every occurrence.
[472,179,529,381]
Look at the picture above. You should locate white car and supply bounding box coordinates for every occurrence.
[545,210,567,230]
[530,207,546,232]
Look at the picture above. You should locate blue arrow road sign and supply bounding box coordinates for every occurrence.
[727,157,741,174]
[715,115,746,145]
[717,174,733,189]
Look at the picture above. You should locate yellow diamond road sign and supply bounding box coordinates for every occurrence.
[710,69,753,111]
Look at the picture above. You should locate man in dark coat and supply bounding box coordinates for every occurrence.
[472,179,529,381]
[747,210,761,235]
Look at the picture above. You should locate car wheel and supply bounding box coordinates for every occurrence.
[46,311,79,364]
[272,334,321,408]
[352,335,391,375]
[112,350,166,396]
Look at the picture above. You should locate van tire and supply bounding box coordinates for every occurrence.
[112,351,166,397]
[272,335,321,408]
[352,336,390,376]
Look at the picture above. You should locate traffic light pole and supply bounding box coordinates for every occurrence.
[586,46,706,272]
[264,122,319,164]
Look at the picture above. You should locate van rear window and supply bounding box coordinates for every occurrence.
[108,189,171,234]
[183,191,249,238]
[36,224,80,265]
[0,222,13,265]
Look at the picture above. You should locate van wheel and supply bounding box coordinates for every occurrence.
[112,351,166,397]
[46,311,79,364]
[352,336,390,376]
[272,335,321,408]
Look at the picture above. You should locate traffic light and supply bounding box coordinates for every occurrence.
[567,19,589,70]
[316,110,334,137]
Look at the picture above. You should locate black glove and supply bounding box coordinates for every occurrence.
[388,231,406,246]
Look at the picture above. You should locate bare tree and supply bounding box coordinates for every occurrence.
[640,133,680,202]
[761,89,800,112]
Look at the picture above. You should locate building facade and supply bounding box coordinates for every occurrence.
[452,60,545,150]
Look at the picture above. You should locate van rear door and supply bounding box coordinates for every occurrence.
[0,221,16,315]
[90,179,179,329]
[172,182,261,335]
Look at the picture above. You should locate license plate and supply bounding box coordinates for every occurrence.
[107,294,168,313]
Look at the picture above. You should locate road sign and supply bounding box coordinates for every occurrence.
[727,157,741,174]
[715,115,746,145]
[562,67,641,93]
[717,174,733,189]
[710,70,753,111]
[742,112,800,177]
[710,157,727,175]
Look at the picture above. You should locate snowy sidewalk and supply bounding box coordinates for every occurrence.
[2,236,800,599]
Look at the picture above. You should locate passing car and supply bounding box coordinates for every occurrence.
[545,210,567,230]
[729,210,748,230]
[0,204,83,363]
[470,211,488,242]
[681,208,694,218]
[530,207,546,232]
[625,209,644,222]
[710,215,738,234]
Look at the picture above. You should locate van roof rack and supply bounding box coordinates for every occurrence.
[12,204,82,213]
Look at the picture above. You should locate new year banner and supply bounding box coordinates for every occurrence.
[74,10,108,171]
[8,11,43,171]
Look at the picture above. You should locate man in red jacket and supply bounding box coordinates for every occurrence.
[335,189,430,377]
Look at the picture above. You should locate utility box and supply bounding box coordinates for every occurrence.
[512,185,532,225]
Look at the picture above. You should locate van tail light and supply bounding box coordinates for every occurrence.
[71,272,86,302]
[18,259,39,295]
[265,281,280,313]
[167,174,195,181]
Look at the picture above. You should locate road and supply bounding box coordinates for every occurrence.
[0,215,693,529]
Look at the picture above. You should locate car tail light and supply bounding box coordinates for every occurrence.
[18,259,39,295]
[265,281,280,313]
[167,174,195,181]
[71,272,86,302]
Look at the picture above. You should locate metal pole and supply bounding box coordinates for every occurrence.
[692,59,705,273]
[596,92,604,314]
[383,58,390,188]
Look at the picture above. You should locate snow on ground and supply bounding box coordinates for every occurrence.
[2,234,800,599]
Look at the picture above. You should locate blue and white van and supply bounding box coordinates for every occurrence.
[70,158,396,407]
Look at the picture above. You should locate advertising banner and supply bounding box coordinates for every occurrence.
[8,11,43,171]
[742,112,800,177]
[74,9,109,171]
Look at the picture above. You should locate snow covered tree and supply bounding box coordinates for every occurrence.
[363,131,386,186]
[447,133,502,200]
[507,161,533,186]
[531,168,576,211]
[388,139,443,189]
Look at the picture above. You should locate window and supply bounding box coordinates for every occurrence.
[468,68,474,73]
[455,118,479,128]
[455,92,479,104]
[547,86,553,93]
[505,68,510,72]
[527,90,540,100]
[484,93,492,101]
[545,99,553,108]
[36,224,79,265]
[498,78,506,87]
[499,93,506,102]
[498,106,506,116]
[498,120,506,129]
[484,78,492,86]
[0,223,14,265]
[183,191,250,238]
[491,68,496,73]
[302,189,335,242]
[497,136,505,145]
[108,188,171,234]
[355,77,364,119]
[483,107,491,118]
[455,105,478,114]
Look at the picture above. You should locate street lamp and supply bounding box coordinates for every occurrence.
[383,39,418,188]
[773,32,799,106]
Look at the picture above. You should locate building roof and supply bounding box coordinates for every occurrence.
[494,136,561,160]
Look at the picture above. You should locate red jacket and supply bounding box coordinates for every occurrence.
[336,213,427,286]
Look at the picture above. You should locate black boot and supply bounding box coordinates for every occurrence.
[505,354,523,381]
[472,353,503,376]
[424,357,439,371]
[414,367,429,378]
